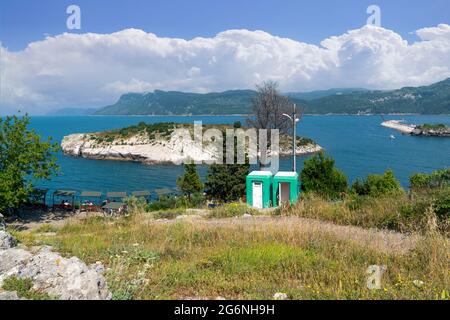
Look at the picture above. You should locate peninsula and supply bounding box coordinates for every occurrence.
[61,122,322,165]
[381,120,450,137]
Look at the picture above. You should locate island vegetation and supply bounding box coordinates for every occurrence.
[412,123,450,137]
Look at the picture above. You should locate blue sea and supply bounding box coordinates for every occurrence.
[29,115,450,197]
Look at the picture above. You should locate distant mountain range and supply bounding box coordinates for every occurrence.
[86,78,450,115]
[286,88,368,100]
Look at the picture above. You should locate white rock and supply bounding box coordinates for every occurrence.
[0,241,111,300]
[0,230,16,249]
[0,248,32,287]
[61,131,322,165]
[0,291,22,300]
[0,213,5,230]
[273,292,289,300]
[413,280,424,288]
[17,247,111,300]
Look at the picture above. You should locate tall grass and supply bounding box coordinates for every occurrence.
[13,209,448,300]
[280,190,449,234]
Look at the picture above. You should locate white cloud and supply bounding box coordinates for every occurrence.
[1,24,449,114]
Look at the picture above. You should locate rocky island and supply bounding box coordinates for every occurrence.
[382,120,450,137]
[61,122,322,165]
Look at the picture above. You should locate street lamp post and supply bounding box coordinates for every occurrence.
[282,104,299,173]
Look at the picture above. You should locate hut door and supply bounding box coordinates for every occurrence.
[252,182,263,208]
[279,182,290,204]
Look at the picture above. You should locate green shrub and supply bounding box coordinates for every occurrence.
[300,152,348,199]
[124,196,148,215]
[148,192,206,211]
[434,190,450,220]
[2,276,55,300]
[351,169,403,197]
[148,195,179,211]
[190,192,206,208]
[410,168,450,190]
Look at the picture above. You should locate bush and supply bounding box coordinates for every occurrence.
[2,276,55,300]
[148,193,206,211]
[410,168,450,190]
[124,196,148,215]
[148,195,181,211]
[351,169,404,197]
[190,192,206,208]
[300,152,348,199]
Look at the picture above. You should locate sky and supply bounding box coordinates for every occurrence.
[0,0,449,114]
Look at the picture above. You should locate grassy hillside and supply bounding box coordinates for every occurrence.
[94,78,450,115]
[10,190,448,300]
[305,78,450,114]
[95,90,256,115]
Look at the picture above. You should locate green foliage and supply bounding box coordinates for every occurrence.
[94,78,450,115]
[148,192,205,212]
[410,168,450,190]
[95,90,256,115]
[418,123,448,130]
[148,195,181,211]
[190,192,206,208]
[233,121,242,128]
[0,114,59,214]
[124,196,148,215]
[176,163,203,198]
[351,169,404,197]
[2,276,55,300]
[300,152,348,199]
[205,163,249,202]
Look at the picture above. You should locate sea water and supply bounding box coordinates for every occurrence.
[29,115,450,197]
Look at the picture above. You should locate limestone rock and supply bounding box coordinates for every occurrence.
[0,231,111,300]
[273,292,289,300]
[17,247,111,300]
[0,291,22,300]
[0,230,16,250]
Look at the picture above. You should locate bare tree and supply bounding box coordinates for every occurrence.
[247,80,295,135]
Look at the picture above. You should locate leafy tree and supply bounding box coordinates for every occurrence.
[176,163,203,199]
[351,169,403,197]
[300,152,348,199]
[0,114,59,215]
[205,163,249,202]
[204,128,250,202]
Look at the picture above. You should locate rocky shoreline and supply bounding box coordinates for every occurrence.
[61,124,322,165]
[381,120,450,137]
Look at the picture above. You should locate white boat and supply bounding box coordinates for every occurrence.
[390,134,396,140]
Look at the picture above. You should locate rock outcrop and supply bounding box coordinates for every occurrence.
[0,231,111,300]
[0,230,16,250]
[61,132,217,165]
[411,127,450,137]
[61,126,322,165]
